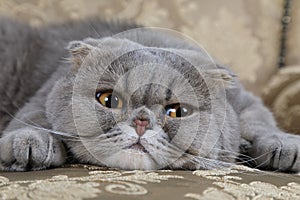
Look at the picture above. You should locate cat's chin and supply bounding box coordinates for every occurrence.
[102,149,158,170]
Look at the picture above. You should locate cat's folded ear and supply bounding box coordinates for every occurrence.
[204,67,237,89]
[66,41,94,67]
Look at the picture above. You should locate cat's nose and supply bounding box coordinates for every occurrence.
[134,119,149,136]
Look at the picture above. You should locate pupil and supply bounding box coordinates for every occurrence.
[176,107,188,117]
[106,94,119,108]
[105,94,112,108]
[176,107,182,117]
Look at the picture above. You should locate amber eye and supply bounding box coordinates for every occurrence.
[165,103,190,118]
[96,91,123,109]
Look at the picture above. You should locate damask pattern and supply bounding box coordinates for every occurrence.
[0,165,299,200]
[186,165,300,199]
[0,167,183,199]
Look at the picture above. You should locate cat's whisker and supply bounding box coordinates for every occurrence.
[211,148,258,165]
[3,109,82,139]
[212,148,248,156]
[210,147,290,172]
[87,21,102,38]
[143,140,185,167]
[151,144,238,170]
[190,155,233,169]
[231,149,283,173]
[150,140,233,170]
[5,106,287,172]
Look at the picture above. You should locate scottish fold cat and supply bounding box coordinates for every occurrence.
[0,17,299,172]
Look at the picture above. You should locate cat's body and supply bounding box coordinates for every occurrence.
[0,18,299,172]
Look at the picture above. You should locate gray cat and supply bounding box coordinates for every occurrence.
[0,17,299,172]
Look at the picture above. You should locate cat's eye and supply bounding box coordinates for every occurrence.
[96,91,123,109]
[165,103,190,118]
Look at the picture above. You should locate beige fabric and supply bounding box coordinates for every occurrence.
[0,0,284,95]
[263,65,300,135]
[0,165,299,200]
[286,0,300,66]
[261,1,300,135]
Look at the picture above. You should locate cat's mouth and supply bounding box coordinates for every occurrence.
[128,143,148,153]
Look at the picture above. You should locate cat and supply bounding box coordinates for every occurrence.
[0,17,299,172]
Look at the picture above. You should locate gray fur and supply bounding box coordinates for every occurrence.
[0,18,299,172]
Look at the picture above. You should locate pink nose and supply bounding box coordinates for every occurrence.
[134,119,149,136]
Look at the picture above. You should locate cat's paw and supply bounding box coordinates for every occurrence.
[249,133,300,172]
[0,128,66,171]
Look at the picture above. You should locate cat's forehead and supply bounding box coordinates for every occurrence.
[94,48,210,106]
[73,38,215,106]
[82,36,213,72]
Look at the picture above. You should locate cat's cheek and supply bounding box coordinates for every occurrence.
[102,150,158,170]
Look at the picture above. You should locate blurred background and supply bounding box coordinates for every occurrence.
[0,0,299,134]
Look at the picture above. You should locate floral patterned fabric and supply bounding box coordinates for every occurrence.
[0,165,300,200]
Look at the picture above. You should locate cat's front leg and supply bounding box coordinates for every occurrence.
[237,90,300,172]
[245,130,300,172]
[0,127,66,171]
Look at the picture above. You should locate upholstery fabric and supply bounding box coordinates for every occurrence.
[286,0,300,66]
[0,165,300,200]
[263,65,300,135]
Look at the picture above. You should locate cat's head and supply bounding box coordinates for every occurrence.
[46,31,240,170]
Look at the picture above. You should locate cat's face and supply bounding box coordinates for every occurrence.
[46,36,240,170]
